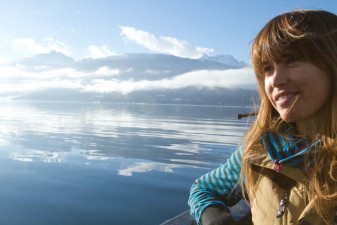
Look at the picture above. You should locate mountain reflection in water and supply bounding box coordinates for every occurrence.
[0,101,252,225]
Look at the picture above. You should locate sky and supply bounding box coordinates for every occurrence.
[0,0,336,97]
[1,0,337,64]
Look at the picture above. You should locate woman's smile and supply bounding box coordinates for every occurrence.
[264,61,332,133]
[274,91,299,107]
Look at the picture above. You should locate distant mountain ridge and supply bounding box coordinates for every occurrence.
[12,51,76,71]
[202,55,248,67]
[12,52,248,75]
[75,53,243,81]
[8,52,257,106]
[16,87,258,106]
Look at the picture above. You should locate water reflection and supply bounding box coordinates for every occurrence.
[10,150,62,163]
[0,101,253,225]
[118,161,184,176]
[0,101,252,173]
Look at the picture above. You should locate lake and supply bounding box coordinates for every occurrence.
[0,101,253,225]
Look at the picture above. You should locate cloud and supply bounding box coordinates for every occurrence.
[0,65,120,95]
[0,79,81,94]
[0,62,255,97]
[173,68,256,89]
[94,66,120,77]
[84,67,256,94]
[120,26,213,59]
[0,65,120,80]
[87,44,116,59]
[0,55,9,65]
[11,37,71,56]
[0,66,255,95]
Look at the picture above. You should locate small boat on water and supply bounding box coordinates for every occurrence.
[160,200,252,225]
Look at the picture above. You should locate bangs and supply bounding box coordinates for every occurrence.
[251,11,337,77]
[251,16,309,77]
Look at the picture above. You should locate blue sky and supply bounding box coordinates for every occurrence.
[0,0,337,64]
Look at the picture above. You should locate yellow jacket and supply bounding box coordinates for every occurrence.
[243,144,337,225]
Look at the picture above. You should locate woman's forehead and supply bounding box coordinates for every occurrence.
[255,40,302,63]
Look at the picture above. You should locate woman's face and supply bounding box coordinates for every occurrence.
[264,60,332,133]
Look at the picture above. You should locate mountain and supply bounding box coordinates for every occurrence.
[9,52,256,105]
[202,54,248,67]
[12,52,248,79]
[75,53,245,81]
[11,51,75,71]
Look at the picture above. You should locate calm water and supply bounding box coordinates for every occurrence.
[0,101,252,225]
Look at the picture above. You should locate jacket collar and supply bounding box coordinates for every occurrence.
[262,132,320,167]
[242,142,308,186]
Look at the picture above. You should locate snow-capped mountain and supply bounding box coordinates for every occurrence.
[3,52,257,106]
[202,54,248,68]
[11,51,75,71]
[12,52,248,80]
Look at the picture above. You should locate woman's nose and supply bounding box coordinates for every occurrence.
[270,65,288,87]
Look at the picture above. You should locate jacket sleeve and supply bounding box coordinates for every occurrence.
[188,146,243,224]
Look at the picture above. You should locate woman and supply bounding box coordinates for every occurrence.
[188,10,337,225]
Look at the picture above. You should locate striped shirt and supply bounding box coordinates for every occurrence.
[188,132,322,225]
[188,146,243,224]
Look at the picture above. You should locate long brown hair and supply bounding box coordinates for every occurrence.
[242,10,337,224]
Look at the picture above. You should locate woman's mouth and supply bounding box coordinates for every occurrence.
[275,92,299,106]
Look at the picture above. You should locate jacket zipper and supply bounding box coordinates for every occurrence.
[276,191,290,218]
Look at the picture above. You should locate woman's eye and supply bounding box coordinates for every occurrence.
[263,65,274,75]
[284,57,298,65]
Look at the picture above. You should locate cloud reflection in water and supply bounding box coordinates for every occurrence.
[0,101,251,175]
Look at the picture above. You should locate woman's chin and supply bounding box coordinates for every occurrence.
[279,112,298,122]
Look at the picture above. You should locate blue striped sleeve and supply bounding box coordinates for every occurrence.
[188,147,243,225]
